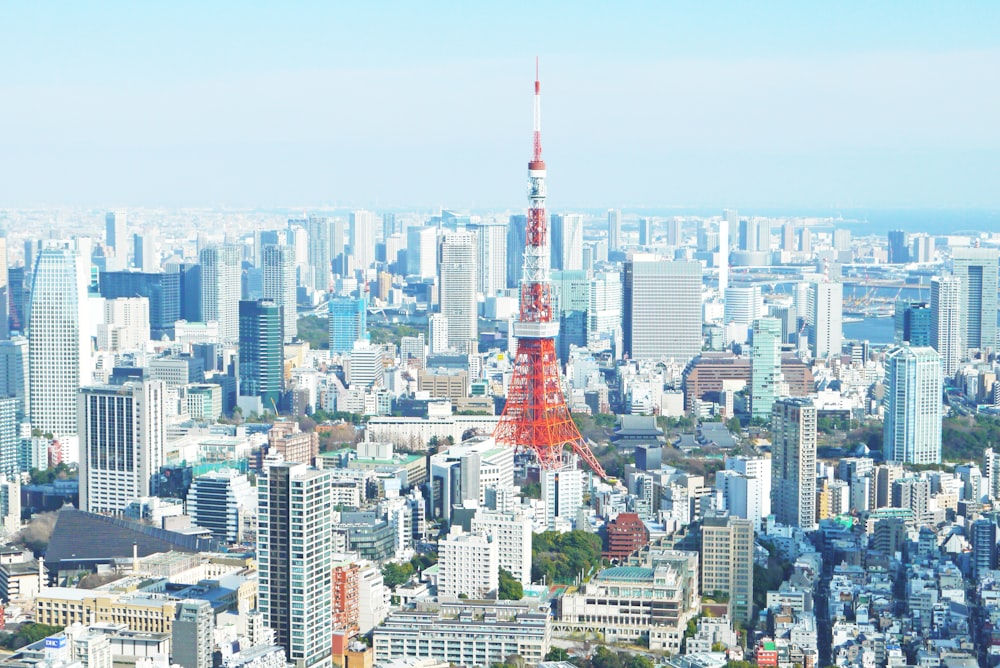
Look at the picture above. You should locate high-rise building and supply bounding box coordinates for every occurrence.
[262,244,297,342]
[438,231,478,353]
[722,455,772,530]
[952,246,999,351]
[79,379,166,514]
[467,220,507,296]
[258,460,333,668]
[100,270,180,339]
[750,317,784,421]
[238,300,284,412]
[0,336,29,421]
[172,599,213,668]
[607,209,621,251]
[551,214,584,271]
[438,526,499,599]
[105,211,128,261]
[471,509,532,586]
[887,230,909,264]
[348,341,384,389]
[911,235,933,263]
[305,216,333,291]
[771,398,817,530]
[329,295,367,354]
[894,301,932,346]
[884,345,942,465]
[188,468,256,543]
[0,398,17,478]
[665,219,682,247]
[700,512,754,624]
[349,210,377,273]
[931,275,963,377]
[971,518,998,579]
[406,226,438,279]
[720,210,735,294]
[540,463,584,530]
[588,271,622,344]
[199,244,242,342]
[506,215,527,289]
[807,281,843,359]
[737,216,771,253]
[133,233,156,272]
[724,286,764,328]
[29,239,92,436]
[623,258,702,362]
[638,217,653,247]
[833,229,852,252]
[428,313,449,354]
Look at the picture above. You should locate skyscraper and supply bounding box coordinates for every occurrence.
[751,317,784,421]
[952,246,999,351]
[188,468,255,543]
[700,512,755,624]
[771,398,817,530]
[718,212,731,296]
[550,214,584,271]
[665,218,682,246]
[238,300,284,413]
[329,295,367,354]
[724,286,764,328]
[305,215,337,291]
[258,460,333,668]
[623,257,702,362]
[105,210,128,261]
[132,233,156,272]
[506,214,527,289]
[79,379,166,514]
[638,217,653,247]
[100,270,180,339]
[931,275,963,377]
[894,301,932,346]
[467,220,507,296]
[262,244,297,342]
[607,209,622,251]
[438,231,478,353]
[199,244,242,343]
[29,239,92,436]
[807,281,843,359]
[884,345,942,465]
[349,210,377,273]
[406,226,438,279]
[887,229,909,264]
[0,337,28,422]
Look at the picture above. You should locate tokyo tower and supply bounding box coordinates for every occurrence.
[492,63,607,479]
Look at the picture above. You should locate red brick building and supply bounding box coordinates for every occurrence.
[603,512,650,561]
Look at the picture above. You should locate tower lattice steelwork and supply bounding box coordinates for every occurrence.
[493,63,607,478]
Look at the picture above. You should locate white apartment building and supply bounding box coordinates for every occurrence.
[541,460,585,530]
[471,509,532,586]
[98,297,151,352]
[438,527,499,599]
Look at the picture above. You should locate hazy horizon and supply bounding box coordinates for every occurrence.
[3,2,999,210]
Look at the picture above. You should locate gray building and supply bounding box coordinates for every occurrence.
[952,246,999,351]
[623,258,702,363]
[172,599,213,668]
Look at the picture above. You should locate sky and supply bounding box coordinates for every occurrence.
[2,2,999,211]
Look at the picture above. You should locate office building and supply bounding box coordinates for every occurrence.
[551,214,584,271]
[724,286,764,328]
[406,226,438,279]
[97,297,150,353]
[931,275,963,377]
[623,258,702,363]
[721,455,772,530]
[349,210,377,273]
[471,509,532,586]
[589,270,622,344]
[305,216,333,291]
[428,313,449,354]
[79,379,166,514]
[188,469,255,543]
[541,463,584,530]
[105,211,128,262]
[29,239,92,436]
[0,337,29,421]
[887,230,909,264]
[172,599,213,668]
[665,218,682,246]
[894,301,932,346]
[348,341,384,389]
[833,229,852,252]
[99,270,180,339]
[258,460,333,668]
[200,244,242,342]
[0,398,16,478]
[750,317,784,421]
[884,345,942,465]
[911,235,933,263]
[701,512,754,624]
[807,281,843,359]
[638,217,653,247]
[238,300,284,412]
[468,220,507,296]
[771,398,817,530]
[506,214,527,289]
[971,518,998,580]
[608,209,622,251]
[738,216,771,253]
[438,231,478,353]
[132,233,156,271]
[438,526,499,599]
[329,295,367,354]
[952,246,999,351]
[262,244,297,342]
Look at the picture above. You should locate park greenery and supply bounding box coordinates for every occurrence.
[531,530,604,585]
[0,623,64,650]
[381,553,438,589]
[296,315,329,350]
[941,414,1000,462]
[498,568,523,600]
[28,463,76,485]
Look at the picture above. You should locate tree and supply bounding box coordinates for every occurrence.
[590,647,623,668]
[0,623,64,650]
[498,568,523,600]
[545,648,571,662]
[381,562,415,589]
[726,417,742,434]
[622,654,653,668]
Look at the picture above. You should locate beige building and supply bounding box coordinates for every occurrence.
[700,512,755,625]
[36,588,178,633]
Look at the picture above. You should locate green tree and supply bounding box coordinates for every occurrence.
[0,623,65,650]
[498,568,523,600]
[381,562,415,588]
[590,647,623,668]
[726,417,742,433]
[622,654,653,668]
[545,648,571,662]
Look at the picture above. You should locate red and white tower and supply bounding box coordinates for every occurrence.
[493,63,607,478]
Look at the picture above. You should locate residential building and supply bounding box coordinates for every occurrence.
[952,246,999,350]
[406,226,438,279]
[438,231,478,353]
[471,509,532,586]
[608,209,622,251]
[79,379,166,514]
[0,337,29,421]
[257,460,334,668]
[438,526,499,599]
[349,210,377,273]
[807,281,843,359]
[262,244,297,342]
[701,512,755,624]
[172,599,213,668]
[883,345,942,465]
[468,220,507,296]
[99,270,180,339]
[887,230,909,264]
[200,244,242,342]
[931,275,963,377]
[603,512,649,562]
[540,463,584,530]
[771,398,817,530]
[751,317,784,421]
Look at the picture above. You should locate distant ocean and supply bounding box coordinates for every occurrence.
[843,316,895,346]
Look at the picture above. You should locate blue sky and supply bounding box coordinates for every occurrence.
[2,2,999,210]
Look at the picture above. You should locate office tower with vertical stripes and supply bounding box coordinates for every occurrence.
[931,275,962,376]
[884,345,942,465]
[199,244,242,342]
[262,244,297,342]
[771,398,817,530]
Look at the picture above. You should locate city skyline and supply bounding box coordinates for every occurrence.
[2,3,1000,209]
